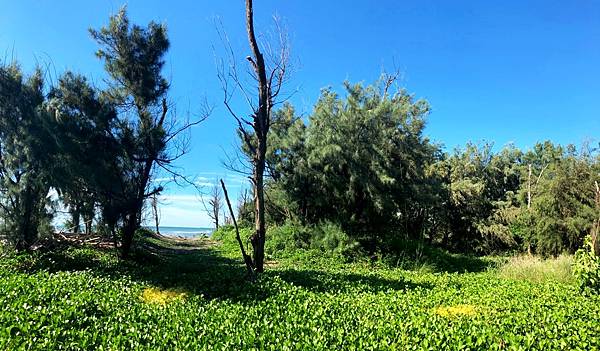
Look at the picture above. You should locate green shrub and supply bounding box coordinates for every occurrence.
[265,221,361,259]
[135,227,155,239]
[210,225,234,241]
[309,222,361,257]
[265,221,311,256]
[211,225,253,256]
[573,235,600,292]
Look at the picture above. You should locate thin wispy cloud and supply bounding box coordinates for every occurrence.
[152,177,172,183]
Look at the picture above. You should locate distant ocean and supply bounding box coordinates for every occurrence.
[145,226,214,238]
[55,224,213,239]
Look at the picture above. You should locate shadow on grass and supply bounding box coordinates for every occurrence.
[381,241,495,273]
[7,239,252,301]
[416,251,494,273]
[274,269,432,293]
[7,237,432,302]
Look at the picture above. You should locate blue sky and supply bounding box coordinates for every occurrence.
[1,1,599,227]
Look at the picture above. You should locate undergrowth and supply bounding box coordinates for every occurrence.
[0,234,599,350]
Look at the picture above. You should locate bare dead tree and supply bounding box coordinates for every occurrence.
[202,180,223,230]
[216,0,292,272]
[237,187,251,221]
[381,69,400,100]
[220,179,255,278]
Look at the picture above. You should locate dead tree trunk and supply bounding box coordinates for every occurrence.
[219,0,290,272]
[252,137,267,272]
[205,181,222,230]
[221,179,255,278]
[245,0,270,273]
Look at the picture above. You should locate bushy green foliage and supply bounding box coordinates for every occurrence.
[1,240,600,350]
[529,149,597,256]
[263,111,599,256]
[46,71,119,236]
[573,235,600,292]
[211,225,253,256]
[135,227,156,239]
[214,222,361,259]
[1,7,179,256]
[263,221,362,258]
[90,7,173,257]
[0,64,55,249]
[255,79,438,240]
[378,237,495,273]
[438,142,522,253]
[264,221,311,254]
[309,222,361,256]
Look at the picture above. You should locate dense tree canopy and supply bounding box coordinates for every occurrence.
[0,7,195,258]
[0,65,54,249]
[243,78,600,257]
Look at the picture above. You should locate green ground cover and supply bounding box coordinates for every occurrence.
[0,235,599,350]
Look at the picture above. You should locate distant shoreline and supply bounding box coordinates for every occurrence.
[144,226,214,238]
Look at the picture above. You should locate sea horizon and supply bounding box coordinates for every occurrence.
[144,226,214,238]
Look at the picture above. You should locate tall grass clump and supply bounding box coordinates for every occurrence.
[498,254,574,284]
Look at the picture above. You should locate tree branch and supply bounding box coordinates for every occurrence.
[220,179,255,278]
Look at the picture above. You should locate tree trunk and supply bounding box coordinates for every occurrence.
[84,214,93,235]
[121,159,153,258]
[252,137,267,272]
[18,186,37,250]
[121,211,137,258]
[246,0,270,273]
[72,209,81,234]
[152,193,160,235]
[213,205,219,229]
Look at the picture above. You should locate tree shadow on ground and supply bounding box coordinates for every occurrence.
[273,268,432,294]
[415,252,494,273]
[9,236,433,303]
[9,238,252,301]
[381,243,496,273]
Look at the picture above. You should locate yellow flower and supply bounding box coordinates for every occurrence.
[434,304,477,318]
[141,287,187,306]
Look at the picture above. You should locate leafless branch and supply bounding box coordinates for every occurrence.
[221,179,255,278]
